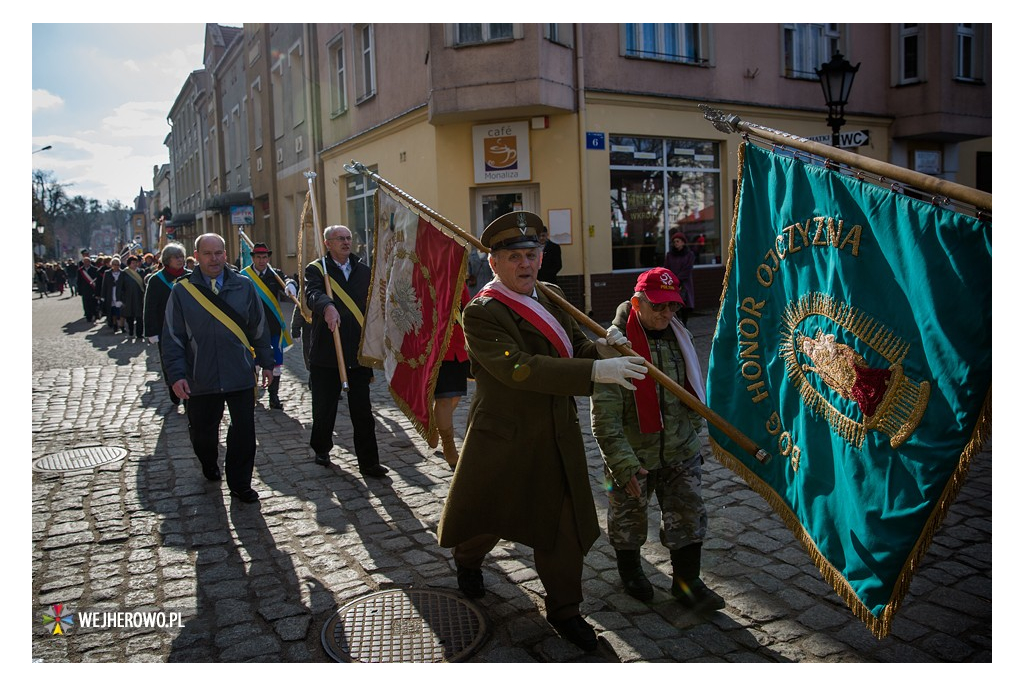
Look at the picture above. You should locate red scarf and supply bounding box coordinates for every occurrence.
[626,307,664,433]
[625,308,705,434]
[163,266,186,279]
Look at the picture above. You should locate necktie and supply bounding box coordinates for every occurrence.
[211,280,219,295]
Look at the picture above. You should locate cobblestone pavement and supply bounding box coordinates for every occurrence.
[30,291,992,663]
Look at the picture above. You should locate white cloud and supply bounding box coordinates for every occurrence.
[33,89,64,112]
[123,59,141,73]
[101,101,173,139]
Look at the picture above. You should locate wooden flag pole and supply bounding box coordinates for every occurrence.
[303,171,349,392]
[237,227,302,309]
[344,161,771,464]
[700,104,992,213]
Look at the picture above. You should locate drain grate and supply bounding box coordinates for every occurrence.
[32,447,129,473]
[322,588,488,663]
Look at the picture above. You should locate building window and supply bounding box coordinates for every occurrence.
[288,41,305,126]
[956,23,984,81]
[328,32,347,115]
[271,59,284,139]
[345,168,378,264]
[897,23,923,84]
[609,136,722,272]
[355,24,376,103]
[250,78,263,149]
[231,106,242,169]
[623,23,707,65]
[454,23,513,46]
[783,23,842,79]
[545,24,573,48]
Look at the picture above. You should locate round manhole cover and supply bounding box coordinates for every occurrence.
[32,447,129,473]
[322,588,488,663]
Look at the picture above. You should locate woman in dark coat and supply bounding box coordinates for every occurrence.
[663,231,696,324]
[143,242,190,406]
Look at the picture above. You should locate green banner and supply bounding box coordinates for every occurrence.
[706,143,991,637]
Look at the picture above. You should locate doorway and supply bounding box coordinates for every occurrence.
[472,185,540,238]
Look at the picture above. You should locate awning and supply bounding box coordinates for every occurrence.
[205,192,253,211]
[165,213,195,228]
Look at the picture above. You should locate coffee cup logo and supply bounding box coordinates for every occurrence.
[485,137,518,171]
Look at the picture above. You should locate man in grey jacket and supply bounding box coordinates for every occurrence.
[163,233,275,503]
[590,267,724,612]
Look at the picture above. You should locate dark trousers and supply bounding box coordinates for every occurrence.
[453,495,584,621]
[309,364,379,467]
[186,388,257,493]
[81,291,97,320]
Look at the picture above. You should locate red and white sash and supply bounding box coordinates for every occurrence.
[477,279,573,358]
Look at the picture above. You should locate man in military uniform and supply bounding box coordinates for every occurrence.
[241,243,296,409]
[590,267,724,612]
[437,211,648,652]
[304,225,387,478]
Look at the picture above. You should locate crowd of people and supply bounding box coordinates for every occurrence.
[41,219,720,654]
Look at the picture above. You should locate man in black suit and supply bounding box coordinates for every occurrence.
[303,225,387,478]
[537,225,562,283]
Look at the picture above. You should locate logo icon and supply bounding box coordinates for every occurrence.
[484,137,518,171]
[660,271,674,286]
[42,603,74,635]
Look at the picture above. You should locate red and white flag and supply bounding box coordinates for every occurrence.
[358,187,468,439]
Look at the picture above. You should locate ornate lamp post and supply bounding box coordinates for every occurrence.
[816,52,860,147]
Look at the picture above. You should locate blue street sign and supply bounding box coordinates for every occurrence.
[586,132,605,150]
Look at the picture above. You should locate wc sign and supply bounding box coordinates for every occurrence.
[807,129,870,149]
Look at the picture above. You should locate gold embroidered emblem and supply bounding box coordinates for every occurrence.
[780,293,930,449]
[516,212,528,234]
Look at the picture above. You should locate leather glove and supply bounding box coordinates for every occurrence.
[596,327,630,358]
[592,356,648,391]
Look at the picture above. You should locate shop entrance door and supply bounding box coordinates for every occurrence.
[472,185,540,239]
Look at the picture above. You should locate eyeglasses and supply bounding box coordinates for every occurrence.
[328,236,352,242]
[640,295,682,313]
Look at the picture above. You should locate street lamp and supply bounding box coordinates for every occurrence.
[32,145,53,154]
[816,52,860,147]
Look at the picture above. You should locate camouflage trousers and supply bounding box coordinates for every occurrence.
[607,455,707,551]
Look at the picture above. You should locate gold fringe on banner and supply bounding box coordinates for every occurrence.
[296,192,314,324]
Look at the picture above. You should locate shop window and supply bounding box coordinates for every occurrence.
[609,136,722,272]
[345,167,378,264]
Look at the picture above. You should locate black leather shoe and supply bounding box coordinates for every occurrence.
[269,398,283,409]
[671,577,725,612]
[548,615,598,652]
[456,564,485,599]
[359,464,389,478]
[230,488,260,503]
[202,465,222,481]
[314,453,332,466]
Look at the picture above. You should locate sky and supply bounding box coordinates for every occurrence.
[32,23,228,207]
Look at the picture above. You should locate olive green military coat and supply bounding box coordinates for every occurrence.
[437,284,601,552]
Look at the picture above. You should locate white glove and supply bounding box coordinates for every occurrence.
[592,356,648,391]
[285,281,298,298]
[113,300,122,308]
[596,327,630,358]
[148,336,159,344]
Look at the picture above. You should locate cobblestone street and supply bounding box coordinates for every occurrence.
[30,292,993,663]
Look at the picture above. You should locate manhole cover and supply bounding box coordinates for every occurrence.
[32,447,129,473]
[322,588,488,663]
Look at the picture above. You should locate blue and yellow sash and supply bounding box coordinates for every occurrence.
[241,266,293,350]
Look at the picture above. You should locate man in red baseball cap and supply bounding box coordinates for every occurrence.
[590,266,725,614]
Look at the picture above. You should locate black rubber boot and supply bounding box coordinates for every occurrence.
[615,549,654,601]
[670,544,725,612]
[268,376,283,409]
